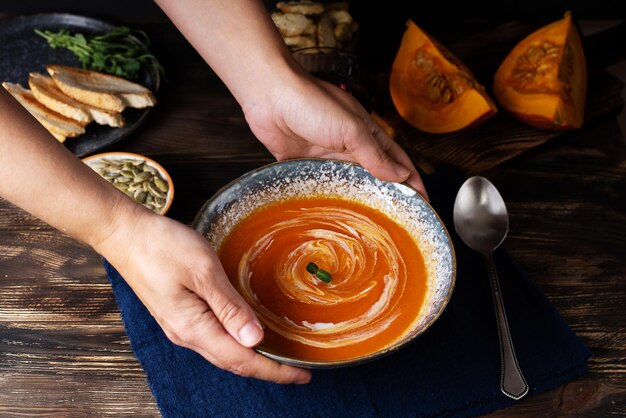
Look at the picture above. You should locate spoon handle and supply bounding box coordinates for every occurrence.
[485,253,529,400]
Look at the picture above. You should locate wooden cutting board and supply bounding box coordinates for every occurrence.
[373,20,625,175]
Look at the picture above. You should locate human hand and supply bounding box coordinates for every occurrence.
[242,71,428,198]
[96,207,311,384]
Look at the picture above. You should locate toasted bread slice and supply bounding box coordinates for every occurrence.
[84,103,125,128]
[277,1,325,15]
[271,12,316,37]
[29,72,91,123]
[29,73,125,128]
[46,65,156,112]
[317,13,337,48]
[283,35,316,49]
[3,82,86,142]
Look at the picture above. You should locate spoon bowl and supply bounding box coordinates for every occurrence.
[453,176,509,254]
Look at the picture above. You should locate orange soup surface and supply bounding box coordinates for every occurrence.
[218,196,427,362]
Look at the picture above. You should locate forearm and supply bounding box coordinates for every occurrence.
[154,0,302,107]
[0,88,144,250]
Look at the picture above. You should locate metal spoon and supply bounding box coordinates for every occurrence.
[453,176,529,400]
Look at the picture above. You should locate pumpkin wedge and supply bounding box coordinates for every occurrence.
[390,20,496,134]
[493,12,587,130]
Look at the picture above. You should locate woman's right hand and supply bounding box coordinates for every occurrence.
[95,206,311,384]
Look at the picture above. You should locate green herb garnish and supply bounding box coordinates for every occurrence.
[306,262,319,275]
[306,262,332,283]
[35,26,164,80]
[315,269,332,283]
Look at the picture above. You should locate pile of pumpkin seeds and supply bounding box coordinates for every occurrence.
[89,158,170,214]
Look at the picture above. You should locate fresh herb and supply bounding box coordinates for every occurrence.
[306,262,319,275]
[315,269,332,283]
[34,26,164,80]
[306,262,332,283]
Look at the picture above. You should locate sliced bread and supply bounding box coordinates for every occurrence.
[29,73,125,128]
[29,72,91,123]
[46,65,156,112]
[3,82,86,142]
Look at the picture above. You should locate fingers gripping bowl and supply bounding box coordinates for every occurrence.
[193,159,456,368]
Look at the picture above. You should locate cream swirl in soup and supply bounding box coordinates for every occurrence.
[219,197,427,362]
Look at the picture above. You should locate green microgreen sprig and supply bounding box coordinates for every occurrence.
[35,26,164,80]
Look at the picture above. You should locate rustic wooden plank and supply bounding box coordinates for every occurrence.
[0,269,156,415]
[0,374,158,417]
[0,199,55,232]
[0,281,118,325]
[0,231,101,279]
[489,380,626,417]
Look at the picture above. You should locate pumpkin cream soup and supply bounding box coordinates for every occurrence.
[218,196,427,362]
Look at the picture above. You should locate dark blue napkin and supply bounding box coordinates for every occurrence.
[102,170,590,417]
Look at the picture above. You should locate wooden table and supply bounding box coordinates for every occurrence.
[1,13,625,416]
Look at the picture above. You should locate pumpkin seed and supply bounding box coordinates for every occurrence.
[546,46,560,55]
[154,177,169,192]
[134,190,148,204]
[436,76,448,89]
[91,161,109,170]
[115,176,132,183]
[147,181,167,199]
[442,88,452,103]
[426,73,438,85]
[426,85,441,101]
[127,182,144,192]
[113,182,128,191]
[133,171,151,182]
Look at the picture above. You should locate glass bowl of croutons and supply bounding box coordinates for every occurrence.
[271,1,359,52]
[272,2,373,109]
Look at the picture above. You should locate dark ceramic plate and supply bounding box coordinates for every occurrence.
[0,13,160,157]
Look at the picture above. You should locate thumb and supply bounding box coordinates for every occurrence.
[193,266,264,348]
[346,121,411,184]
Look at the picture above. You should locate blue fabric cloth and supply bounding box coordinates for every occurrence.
[102,170,590,417]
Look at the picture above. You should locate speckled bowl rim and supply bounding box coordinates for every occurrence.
[82,151,174,216]
[192,158,456,368]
